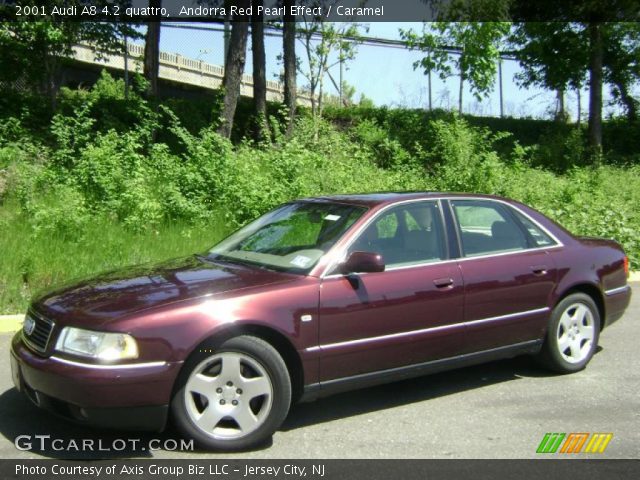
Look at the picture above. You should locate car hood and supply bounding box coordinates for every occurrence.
[33,255,298,326]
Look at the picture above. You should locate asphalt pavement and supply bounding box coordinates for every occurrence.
[0,284,637,459]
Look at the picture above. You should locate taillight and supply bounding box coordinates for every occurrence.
[623,256,629,278]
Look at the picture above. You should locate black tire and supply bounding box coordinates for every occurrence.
[171,335,291,451]
[537,293,600,373]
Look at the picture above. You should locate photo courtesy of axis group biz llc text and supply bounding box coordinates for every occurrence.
[15,462,324,476]
[0,0,638,479]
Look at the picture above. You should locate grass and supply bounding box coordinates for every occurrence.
[0,201,230,314]
[2,79,639,313]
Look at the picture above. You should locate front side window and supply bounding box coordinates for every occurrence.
[452,200,529,257]
[209,202,366,274]
[348,201,446,268]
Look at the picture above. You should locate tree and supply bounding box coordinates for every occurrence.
[251,0,268,142]
[0,12,138,107]
[512,19,640,151]
[297,3,365,119]
[143,0,162,98]
[603,22,640,122]
[401,22,510,114]
[588,22,604,151]
[282,0,297,137]
[510,23,587,121]
[217,0,250,139]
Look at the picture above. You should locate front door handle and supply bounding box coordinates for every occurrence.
[433,277,454,289]
[531,265,548,276]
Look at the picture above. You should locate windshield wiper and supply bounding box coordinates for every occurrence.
[207,254,278,272]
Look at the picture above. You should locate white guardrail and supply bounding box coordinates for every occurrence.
[71,42,313,106]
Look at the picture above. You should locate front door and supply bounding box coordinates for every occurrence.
[317,200,465,381]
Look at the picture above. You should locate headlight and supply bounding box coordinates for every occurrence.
[55,327,139,361]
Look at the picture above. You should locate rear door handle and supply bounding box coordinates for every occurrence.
[530,265,548,276]
[433,277,454,289]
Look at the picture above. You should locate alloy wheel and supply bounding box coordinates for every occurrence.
[184,352,273,440]
[556,302,595,364]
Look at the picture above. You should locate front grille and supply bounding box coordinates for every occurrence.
[22,311,55,353]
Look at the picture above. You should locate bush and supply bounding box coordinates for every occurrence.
[57,71,158,138]
[530,125,588,171]
[24,184,90,240]
[424,116,511,194]
[350,119,414,169]
[1,72,639,279]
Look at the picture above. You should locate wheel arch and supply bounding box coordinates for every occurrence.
[179,322,305,404]
[555,283,606,330]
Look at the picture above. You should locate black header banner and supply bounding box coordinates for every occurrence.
[1,459,639,480]
[0,0,639,23]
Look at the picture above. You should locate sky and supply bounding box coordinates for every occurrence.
[144,22,612,121]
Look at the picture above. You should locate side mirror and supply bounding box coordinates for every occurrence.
[341,251,385,274]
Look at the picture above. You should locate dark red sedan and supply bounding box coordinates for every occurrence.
[11,193,631,450]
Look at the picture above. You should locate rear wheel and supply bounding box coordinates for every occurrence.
[537,293,600,373]
[171,335,291,451]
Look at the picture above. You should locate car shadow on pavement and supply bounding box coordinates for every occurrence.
[281,354,572,431]
[0,387,277,459]
[0,351,599,458]
[0,388,168,459]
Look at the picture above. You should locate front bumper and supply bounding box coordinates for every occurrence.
[10,333,182,432]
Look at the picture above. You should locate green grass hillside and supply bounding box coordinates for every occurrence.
[1,72,638,313]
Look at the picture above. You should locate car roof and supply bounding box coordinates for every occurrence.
[302,192,506,208]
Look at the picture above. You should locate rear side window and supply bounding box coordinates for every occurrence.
[452,200,528,257]
[510,209,557,247]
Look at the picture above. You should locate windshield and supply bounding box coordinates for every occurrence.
[208,202,367,274]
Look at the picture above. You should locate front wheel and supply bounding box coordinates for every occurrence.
[537,293,600,373]
[171,335,292,451]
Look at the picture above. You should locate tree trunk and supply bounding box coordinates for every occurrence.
[251,0,268,142]
[577,87,582,126]
[613,78,637,122]
[318,73,325,119]
[498,58,503,118]
[309,88,317,117]
[428,69,432,111]
[44,54,61,111]
[458,74,464,114]
[218,3,250,139]
[143,1,162,98]
[283,0,297,137]
[555,88,565,121]
[588,22,603,153]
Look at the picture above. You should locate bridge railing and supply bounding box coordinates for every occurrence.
[71,42,313,106]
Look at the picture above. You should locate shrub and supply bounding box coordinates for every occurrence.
[23,184,90,240]
[351,119,414,168]
[57,71,158,139]
[424,116,511,194]
[1,76,639,272]
[530,125,587,171]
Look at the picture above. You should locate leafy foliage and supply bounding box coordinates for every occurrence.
[0,14,139,100]
[296,8,367,118]
[401,22,511,110]
[510,21,640,124]
[0,72,639,312]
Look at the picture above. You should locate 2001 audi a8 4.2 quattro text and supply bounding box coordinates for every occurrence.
[11,192,631,450]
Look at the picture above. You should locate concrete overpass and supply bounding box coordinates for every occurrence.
[66,42,312,106]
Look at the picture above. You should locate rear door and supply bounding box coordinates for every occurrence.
[448,199,559,352]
